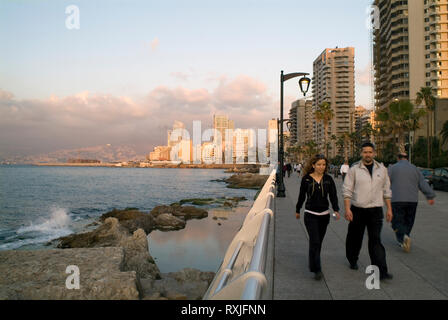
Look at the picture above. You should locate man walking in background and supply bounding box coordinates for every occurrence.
[340,161,349,181]
[388,152,436,253]
[343,142,394,281]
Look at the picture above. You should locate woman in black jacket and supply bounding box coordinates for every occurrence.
[295,154,340,280]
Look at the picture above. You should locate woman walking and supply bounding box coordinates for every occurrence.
[295,154,340,280]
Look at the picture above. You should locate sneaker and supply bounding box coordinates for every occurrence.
[380,273,393,281]
[403,235,411,253]
[314,271,323,280]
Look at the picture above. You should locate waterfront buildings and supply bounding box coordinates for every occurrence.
[312,47,356,157]
[372,0,448,140]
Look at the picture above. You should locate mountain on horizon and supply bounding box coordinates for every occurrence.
[1,145,148,164]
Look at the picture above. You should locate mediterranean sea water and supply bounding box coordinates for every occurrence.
[0,165,257,272]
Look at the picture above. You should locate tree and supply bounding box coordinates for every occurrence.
[376,100,425,154]
[441,120,448,146]
[415,87,436,167]
[360,123,374,142]
[303,141,319,160]
[315,102,334,158]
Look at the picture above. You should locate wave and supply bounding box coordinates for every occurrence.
[17,207,72,234]
[0,207,74,250]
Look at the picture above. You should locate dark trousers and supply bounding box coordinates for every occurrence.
[346,206,388,276]
[391,202,418,243]
[304,212,330,273]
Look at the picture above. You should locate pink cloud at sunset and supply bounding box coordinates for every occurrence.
[0,75,277,158]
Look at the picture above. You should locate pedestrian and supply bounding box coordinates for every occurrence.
[343,142,394,281]
[297,162,303,177]
[388,152,436,252]
[282,164,287,178]
[295,154,341,281]
[276,161,281,185]
[287,163,292,178]
[340,161,349,181]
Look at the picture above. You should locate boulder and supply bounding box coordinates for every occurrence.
[224,173,269,190]
[56,218,160,280]
[150,205,208,221]
[140,268,215,300]
[100,208,155,234]
[0,247,140,300]
[154,213,186,231]
[173,206,208,220]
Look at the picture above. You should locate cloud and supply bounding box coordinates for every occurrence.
[150,37,160,51]
[0,75,277,158]
[356,64,372,86]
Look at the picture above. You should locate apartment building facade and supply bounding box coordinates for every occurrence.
[313,47,356,158]
[373,0,448,140]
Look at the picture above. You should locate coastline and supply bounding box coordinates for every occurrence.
[32,162,265,171]
[0,173,266,300]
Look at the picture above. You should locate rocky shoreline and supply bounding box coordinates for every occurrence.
[0,173,266,300]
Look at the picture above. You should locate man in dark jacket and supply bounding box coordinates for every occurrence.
[388,153,436,253]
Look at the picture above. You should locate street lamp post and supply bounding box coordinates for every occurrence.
[277,70,311,197]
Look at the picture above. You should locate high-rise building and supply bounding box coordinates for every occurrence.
[372,0,448,142]
[354,106,370,133]
[373,0,448,106]
[313,47,356,157]
[291,99,314,147]
[213,115,234,162]
[288,104,299,146]
[267,119,278,163]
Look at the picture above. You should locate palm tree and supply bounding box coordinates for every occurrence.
[303,141,319,160]
[315,102,334,158]
[360,123,374,142]
[339,133,351,162]
[376,100,425,154]
[441,120,448,146]
[415,87,436,167]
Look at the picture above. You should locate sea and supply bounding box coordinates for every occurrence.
[0,165,258,273]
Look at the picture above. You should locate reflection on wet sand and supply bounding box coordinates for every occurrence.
[147,202,252,273]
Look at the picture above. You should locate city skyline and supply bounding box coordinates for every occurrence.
[0,0,373,158]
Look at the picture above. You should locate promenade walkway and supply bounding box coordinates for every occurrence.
[273,173,448,300]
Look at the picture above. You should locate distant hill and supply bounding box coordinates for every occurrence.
[1,145,148,164]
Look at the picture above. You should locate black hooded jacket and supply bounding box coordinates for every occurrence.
[296,174,339,213]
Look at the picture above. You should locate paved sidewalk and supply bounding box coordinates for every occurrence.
[273,173,448,300]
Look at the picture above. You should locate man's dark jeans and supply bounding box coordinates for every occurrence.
[346,206,389,276]
[391,202,418,244]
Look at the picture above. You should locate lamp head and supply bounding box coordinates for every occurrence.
[299,76,311,96]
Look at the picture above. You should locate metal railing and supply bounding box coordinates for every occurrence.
[203,169,276,300]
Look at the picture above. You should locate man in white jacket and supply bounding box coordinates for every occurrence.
[342,142,394,281]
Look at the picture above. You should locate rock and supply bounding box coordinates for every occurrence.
[150,205,175,217]
[179,198,215,206]
[121,228,161,279]
[141,268,215,300]
[224,173,269,190]
[173,206,208,220]
[100,208,155,234]
[154,214,186,231]
[0,247,140,300]
[56,218,160,280]
[150,205,208,221]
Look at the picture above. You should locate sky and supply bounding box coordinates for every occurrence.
[0,0,374,157]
